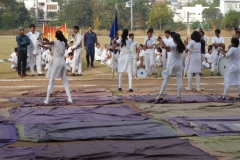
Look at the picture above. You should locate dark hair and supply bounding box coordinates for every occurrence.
[231,37,239,47]
[129,33,134,37]
[55,31,68,49]
[236,30,240,34]
[148,28,154,33]
[29,24,35,28]
[190,31,201,42]
[173,33,185,53]
[73,26,79,30]
[88,25,92,28]
[14,47,18,52]
[121,29,129,47]
[139,44,143,47]
[157,47,162,53]
[199,28,203,31]
[235,27,238,31]
[68,52,73,56]
[208,48,212,52]
[165,30,171,34]
[208,45,212,50]
[147,30,152,34]
[170,32,175,37]
[215,29,221,34]
[199,30,205,35]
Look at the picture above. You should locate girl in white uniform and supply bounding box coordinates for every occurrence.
[155,33,185,100]
[185,31,202,92]
[41,31,72,104]
[218,38,240,101]
[113,29,133,92]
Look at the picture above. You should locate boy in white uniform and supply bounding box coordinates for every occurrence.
[143,29,157,77]
[44,50,53,70]
[66,52,75,72]
[101,45,108,64]
[26,24,44,76]
[155,47,162,66]
[211,29,225,75]
[129,33,138,77]
[95,44,102,61]
[162,30,171,68]
[137,44,145,68]
[10,48,18,70]
[202,47,212,68]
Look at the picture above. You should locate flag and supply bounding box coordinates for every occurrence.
[109,11,118,39]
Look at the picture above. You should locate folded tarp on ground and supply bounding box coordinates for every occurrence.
[124,94,230,103]
[135,103,238,118]
[22,88,112,97]
[0,147,35,160]
[187,136,240,160]
[0,124,18,148]
[9,96,122,107]
[16,120,176,142]
[30,138,216,160]
[165,116,240,136]
[10,106,148,124]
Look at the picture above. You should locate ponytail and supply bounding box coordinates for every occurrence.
[173,33,185,53]
[121,29,129,47]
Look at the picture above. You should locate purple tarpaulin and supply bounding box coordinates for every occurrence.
[0,124,18,148]
[0,147,35,160]
[124,94,231,104]
[10,106,148,124]
[165,116,240,136]
[9,96,122,107]
[31,139,216,160]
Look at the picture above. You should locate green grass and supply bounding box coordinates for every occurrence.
[0,36,231,79]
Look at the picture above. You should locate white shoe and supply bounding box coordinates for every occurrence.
[43,100,49,105]
[67,99,73,104]
[185,87,191,91]
[197,88,201,92]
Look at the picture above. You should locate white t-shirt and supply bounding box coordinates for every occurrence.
[212,36,225,54]
[130,40,138,58]
[205,53,212,63]
[66,58,73,67]
[10,52,18,63]
[143,36,156,53]
[95,47,101,56]
[42,49,50,60]
[116,38,132,53]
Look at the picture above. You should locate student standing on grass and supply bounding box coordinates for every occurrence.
[16,26,30,78]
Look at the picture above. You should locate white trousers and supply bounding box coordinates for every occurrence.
[187,73,200,90]
[159,74,182,97]
[223,84,240,96]
[145,53,157,75]
[162,49,167,68]
[167,52,171,68]
[155,56,162,66]
[45,75,72,103]
[66,66,73,71]
[202,61,211,68]
[132,58,137,76]
[11,64,17,69]
[118,65,133,90]
[72,48,82,74]
[30,53,42,75]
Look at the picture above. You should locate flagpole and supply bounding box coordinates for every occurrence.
[130,0,133,33]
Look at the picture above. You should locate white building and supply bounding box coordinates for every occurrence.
[23,0,59,20]
[220,0,240,15]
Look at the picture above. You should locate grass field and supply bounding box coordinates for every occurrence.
[0,36,232,79]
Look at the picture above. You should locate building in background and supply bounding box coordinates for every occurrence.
[220,0,240,15]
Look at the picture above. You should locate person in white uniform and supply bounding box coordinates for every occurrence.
[10,48,18,70]
[100,45,108,64]
[155,33,185,100]
[199,28,209,46]
[44,49,53,70]
[218,38,240,101]
[71,26,83,76]
[143,30,157,77]
[155,47,162,66]
[166,32,175,68]
[95,44,102,61]
[113,29,133,92]
[137,44,146,68]
[41,31,72,104]
[26,24,44,76]
[211,29,225,76]
[161,30,171,68]
[66,52,74,72]
[202,47,213,68]
[129,33,138,77]
[185,31,202,92]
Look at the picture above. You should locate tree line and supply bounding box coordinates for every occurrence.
[0,0,239,31]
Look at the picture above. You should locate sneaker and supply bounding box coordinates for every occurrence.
[221,96,226,101]
[17,74,21,78]
[128,89,133,92]
[43,100,49,105]
[177,97,181,101]
[210,72,214,76]
[199,73,203,76]
[30,74,35,77]
[38,73,45,76]
[155,94,163,100]
[23,73,29,77]
[77,74,82,76]
[185,87,192,91]
[91,65,95,68]
[197,88,201,92]
[217,72,221,76]
[237,96,240,102]
[71,73,76,76]
[118,88,122,91]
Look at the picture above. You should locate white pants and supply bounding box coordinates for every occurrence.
[95,55,102,61]
[45,75,72,103]
[202,61,211,68]
[66,66,73,72]
[155,56,162,66]
[11,64,17,69]
[118,62,132,89]
[44,64,49,70]
[72,48,82,74]
[145,53,157,75]
[132,58,137,76]
[158,74,182,97]
[187,73,200,90]
[30,53,42,75]
[211,59,218,72]
[167,52,171,68]
[223,84,240,96]
[201,54,205,64]
[162,49,167,68]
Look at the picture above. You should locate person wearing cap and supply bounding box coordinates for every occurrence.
[16,26,30,78]
[26,24,45,76]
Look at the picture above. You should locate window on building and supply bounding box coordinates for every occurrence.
[228,4,233,9]
[236,3,240,8]
[39,3,45,6]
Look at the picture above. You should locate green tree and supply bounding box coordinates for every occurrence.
[47,12,58,20]
[29,8,45,19]
[211,0,220,7]
[191,21,201,30]
[202,7,222,29]
[148,3,173,31]
[223,10,240,30]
